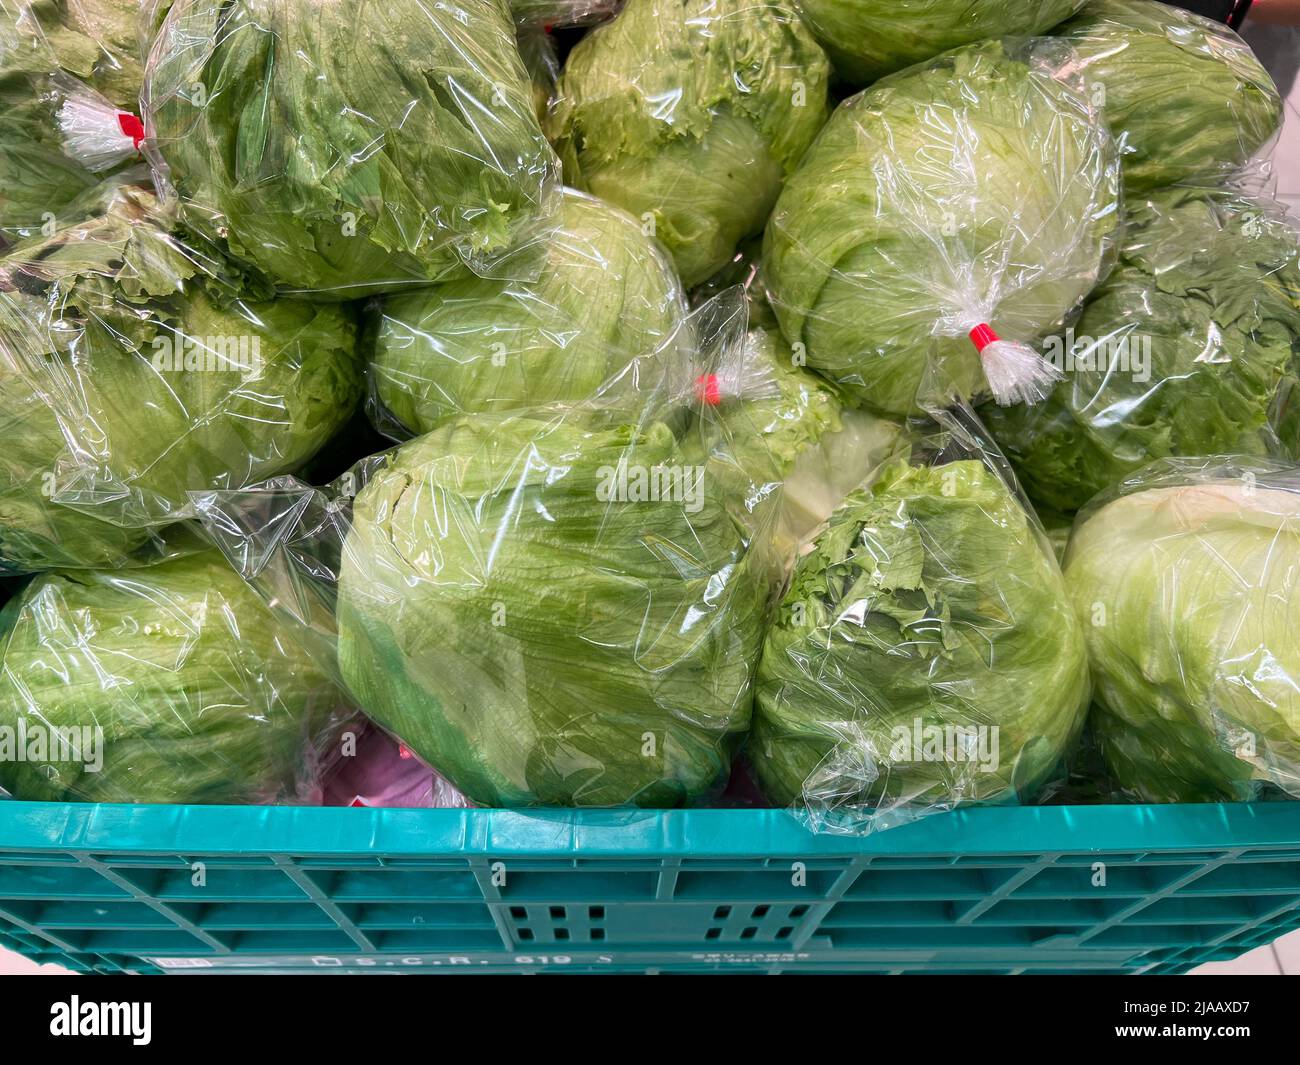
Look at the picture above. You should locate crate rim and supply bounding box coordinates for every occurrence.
[1,800,1297,859]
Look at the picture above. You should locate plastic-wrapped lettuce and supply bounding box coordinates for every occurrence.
[0,0,146,245]
[0,183,362,569]
[369,190,690,437]
[0,550,351,803]
[986,185,1300,515]
[751,416,1090,831]
[143,0,559,298]
[794,0,1084,86]
[763,38,1121,417]
[336,404,771,807]
[705,326,908,550]
[1056,0,1282,193]
[548,0,831,288]
[1064,460,1300,803]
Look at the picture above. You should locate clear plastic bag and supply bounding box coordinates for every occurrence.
[516,24,560,126]
[0,0,148,247]
[762,37,1122,416]
[749,406,1091,834]
[199,295,784,809]
[1064,457,1300,803]
[1055,0,1283,193]
[793,0,1085,86]
[0,546,354,804]
[324,725,472,810]
[548,0,832,288]
[0,180,364,571]
[141,0,561,298]
[985,182,1300,515]
[368,189,692,439]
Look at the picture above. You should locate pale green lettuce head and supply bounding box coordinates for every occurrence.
[763,38,1121,417]
[370,190,690,435]
[752,454,1090,827]
[0,183,362,570]
[336,411,768,807]
[795,0,1084,85]
[986,186,1300,514]
[145,0,559,297]
[1057,0,1282,192]
[1064,465,1300,802]
[0,550,349,803]
[548,0,831,288]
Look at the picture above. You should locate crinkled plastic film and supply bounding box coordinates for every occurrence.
[548,0,832,288]
[0,545,356,804]
[509,0,622,27]
[763,37,1122,416]
[1064,457,1300,804]
[0,181,364,570]
[750,405,1091,834]
[0,0,148,247]
[793,0,1085,86]
[986,181,1300,515]
[201,293,788,810]
[367,188,694,439]
[141,0,561,298]
[1056,0,1283,193]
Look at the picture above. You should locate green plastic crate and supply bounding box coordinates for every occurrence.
[1,801,1298,974]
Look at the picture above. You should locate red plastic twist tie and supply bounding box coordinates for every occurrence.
[116,112,145,149]
[694,373,721,407]
[968,323,1000,354]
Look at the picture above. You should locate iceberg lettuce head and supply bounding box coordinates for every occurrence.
[752,451,1089,830]
[794,0,1084,85]
[986,186,1300,514]
[0,550,349,803]
[370,190,689,436]
[763,39,1120,416]
[144,0,559,296]
[1064,464,1300,802]
[336,411,769,807]
[0,183,362,570]
[1057,0,1282,192]
[548,0,831,287]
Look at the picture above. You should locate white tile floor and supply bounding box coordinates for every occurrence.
[2,15,1299,984]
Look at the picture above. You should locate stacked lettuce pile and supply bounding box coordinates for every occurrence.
[0,0,1295,827]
